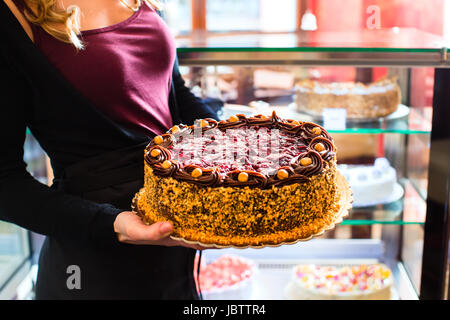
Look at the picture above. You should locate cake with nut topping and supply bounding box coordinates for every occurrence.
[133,111,351,247]
[295,77,401,119]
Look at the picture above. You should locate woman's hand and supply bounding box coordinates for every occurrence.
[113,211,206,250]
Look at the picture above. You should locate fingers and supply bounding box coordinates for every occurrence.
[127,221,173,241]
[114,211,221,249]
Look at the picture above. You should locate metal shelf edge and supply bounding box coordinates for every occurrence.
[177,50,450,67]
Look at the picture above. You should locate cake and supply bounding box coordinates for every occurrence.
[286,263,393,300]
[195,254,255,300]
[338,158,398,207]
[133,111,351,247]
[294,77,401,119]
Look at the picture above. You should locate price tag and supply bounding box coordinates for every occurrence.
[322,108,347,130]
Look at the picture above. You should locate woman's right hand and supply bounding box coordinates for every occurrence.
[113,211,206,250]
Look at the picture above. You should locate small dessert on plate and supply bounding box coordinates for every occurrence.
[195,254,256,300]
[338,158,402,207]
[286,263,393,300]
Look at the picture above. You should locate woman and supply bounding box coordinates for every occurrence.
[1,0,219,299]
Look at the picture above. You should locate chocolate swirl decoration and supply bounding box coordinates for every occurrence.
[299,122,333,142]
[247,114,276,127]
[223,170,267,188]
[145,145,172,165]
[309,137,335,161]
[290,150,324,177]
[169,124,191,137]
[152,160,180,177]
[147,133,176,149]
[218,114,248,130]
[173,164,222,187]
[194,118,219,132]
[277,118,303,134]
[267,166,309,187]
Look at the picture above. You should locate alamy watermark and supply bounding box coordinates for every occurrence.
[366,5,381,30]
[66,265,81,290]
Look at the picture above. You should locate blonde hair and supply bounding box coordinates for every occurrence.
[23,0,163,50]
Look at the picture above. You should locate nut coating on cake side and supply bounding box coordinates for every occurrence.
[133,111,352,247]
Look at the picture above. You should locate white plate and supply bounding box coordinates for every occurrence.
[286,103,410,123]
[220,103,410,124]
[352,182,404,208]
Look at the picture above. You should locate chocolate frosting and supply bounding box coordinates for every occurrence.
[145,111,335,189]
[223,170,267,188]
[290,150,324,176]
[173,165,221,187]
[309,136,335,161]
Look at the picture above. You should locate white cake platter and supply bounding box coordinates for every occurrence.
[285,103,410,123]
[351,182,404,208]
[219,103,410,124]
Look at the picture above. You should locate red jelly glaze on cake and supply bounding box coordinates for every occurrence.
[144,111,335,189]
[171,127,309,176]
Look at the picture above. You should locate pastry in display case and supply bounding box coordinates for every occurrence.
[133,112,353,247]
[195,254,256,300]
[285,263,393,300]
[294,77,402,119]
[338,158,403,208]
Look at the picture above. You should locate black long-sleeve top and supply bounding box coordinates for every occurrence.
[0,2,219,247]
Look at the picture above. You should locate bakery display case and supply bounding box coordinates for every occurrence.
[174,27,450,300]
[0,133,49,299]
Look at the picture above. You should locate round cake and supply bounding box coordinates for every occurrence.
[196,254,256,300]
[286,263,393,300]
[133,111,351,247]
[295,77,401,119]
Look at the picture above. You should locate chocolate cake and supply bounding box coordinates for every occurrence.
[133,111,350,247]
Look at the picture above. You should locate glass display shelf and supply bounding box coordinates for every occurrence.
[176,28,449,67]
[219,104,432,135]
[341,179,425,226]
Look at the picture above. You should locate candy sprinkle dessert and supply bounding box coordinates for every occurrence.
[132,111,352,247]
[286,263,393,300]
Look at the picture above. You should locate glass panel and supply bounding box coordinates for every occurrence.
[402,224,424,295]
[206,0,260,32]
[0,133,48,295]
[176,28,445,51]
[175,0,449,51]
[206,0,297,33]
[0,222,29,291]
[180,65,432,134]
[164,0,192,35]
